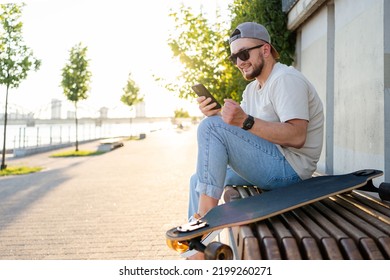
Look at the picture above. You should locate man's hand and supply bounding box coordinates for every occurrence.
[221,99,247,127]
[223,98,308,147]
[197,96,221,117]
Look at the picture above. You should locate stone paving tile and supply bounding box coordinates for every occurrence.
[0,126,197,260]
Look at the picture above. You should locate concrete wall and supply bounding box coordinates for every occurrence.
[297,7,329,173]
[384,0,390,181]
[333,0,384,175]
[289,0,389,181]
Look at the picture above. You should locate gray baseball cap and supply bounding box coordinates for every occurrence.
[229,22,280,59]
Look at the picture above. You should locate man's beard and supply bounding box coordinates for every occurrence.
[242,54,264,80]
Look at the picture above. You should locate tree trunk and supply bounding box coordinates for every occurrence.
[1,85,10,170]
[75,102,79,152]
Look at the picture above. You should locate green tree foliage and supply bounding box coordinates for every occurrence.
[60,42,91,151]
[120,72,143,108]
[174,108,190,119]
[165,5,241,104]
[163,1,295,104]
[120,73,143,135]
[0,3,41,169]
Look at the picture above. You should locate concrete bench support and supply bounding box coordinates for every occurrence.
[97,138,124,152]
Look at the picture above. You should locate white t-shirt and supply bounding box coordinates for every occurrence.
[240,63,324,180]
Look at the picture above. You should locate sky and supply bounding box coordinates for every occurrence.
[0,0,233,118]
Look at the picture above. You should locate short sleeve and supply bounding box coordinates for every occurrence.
[270,74,310,123]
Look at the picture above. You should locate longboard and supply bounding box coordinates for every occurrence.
[166,169,385,258]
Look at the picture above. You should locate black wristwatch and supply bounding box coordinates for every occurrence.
[242,115,255,130]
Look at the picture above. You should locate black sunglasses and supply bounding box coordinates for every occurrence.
[229,44,264,65]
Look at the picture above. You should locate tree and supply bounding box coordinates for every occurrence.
[162,2,295,104]
[164,5,240,104]
[120,72,143,108]
[0,3,41,170]
[174,108,190,119]
[120,72,143,135]
[60,42,91,152]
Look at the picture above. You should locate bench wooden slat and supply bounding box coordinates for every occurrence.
[360,238,385,260]
[262,237,282,260]
[336,196,390,235]
[323,197,390,258]
[378,237,390,258]
[292,208,343,259]
[281,212,313,239]
[339,238,363,259]
[256,220,274,238]
[320,237,344,260]
[280,212,322,259]
[313,201,384,259]
[302,205,349,240]
[351,191,390,214]
[247,186,261,196]
[268,216,302,259]
[336,195,390,228]
[231,225,261,259]
[256,222,282,260]
[301,238,323,259]
[302,204,363,259]
[292,208,332,238]
[323,197,390,238]
[240,226,261,260]
[281,238,302,260]
[313,201,368,241]
[236,186,250,198]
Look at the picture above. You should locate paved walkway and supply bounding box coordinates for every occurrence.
[0,125,198,260]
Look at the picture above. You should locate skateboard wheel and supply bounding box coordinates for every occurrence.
[379,182,390,201]
[166,239,189,253]
[204,242,233,260]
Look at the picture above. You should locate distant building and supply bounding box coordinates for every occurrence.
[99,107,109,119]
[67,111,76,119]
[51,99,62,119]
[135,101,146,117]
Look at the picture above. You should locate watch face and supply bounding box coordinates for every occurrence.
[243,115,254,130]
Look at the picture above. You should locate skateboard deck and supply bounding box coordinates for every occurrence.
[167,169,383,244]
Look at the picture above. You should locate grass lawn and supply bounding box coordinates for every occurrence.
[0,166,43,176]
[50,150,105,157]
[1,149,106,176]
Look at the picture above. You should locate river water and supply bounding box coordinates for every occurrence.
[0,118,173,151]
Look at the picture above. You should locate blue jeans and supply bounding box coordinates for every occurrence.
[188,116,301,219]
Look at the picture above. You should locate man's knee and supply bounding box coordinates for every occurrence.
[198,116,222,132]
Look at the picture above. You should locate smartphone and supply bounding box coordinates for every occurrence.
[192,83,222,109]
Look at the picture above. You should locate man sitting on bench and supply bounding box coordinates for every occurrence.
[187,22,324,260]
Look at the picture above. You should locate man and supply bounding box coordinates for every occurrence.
[187,22,324,259]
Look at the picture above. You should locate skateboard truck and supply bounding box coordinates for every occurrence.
[188,238,233,260]
[353,169,376,176]
[173,221,233,259]
[177,219,208,232]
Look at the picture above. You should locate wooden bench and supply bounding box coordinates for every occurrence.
[222,185,390,260]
